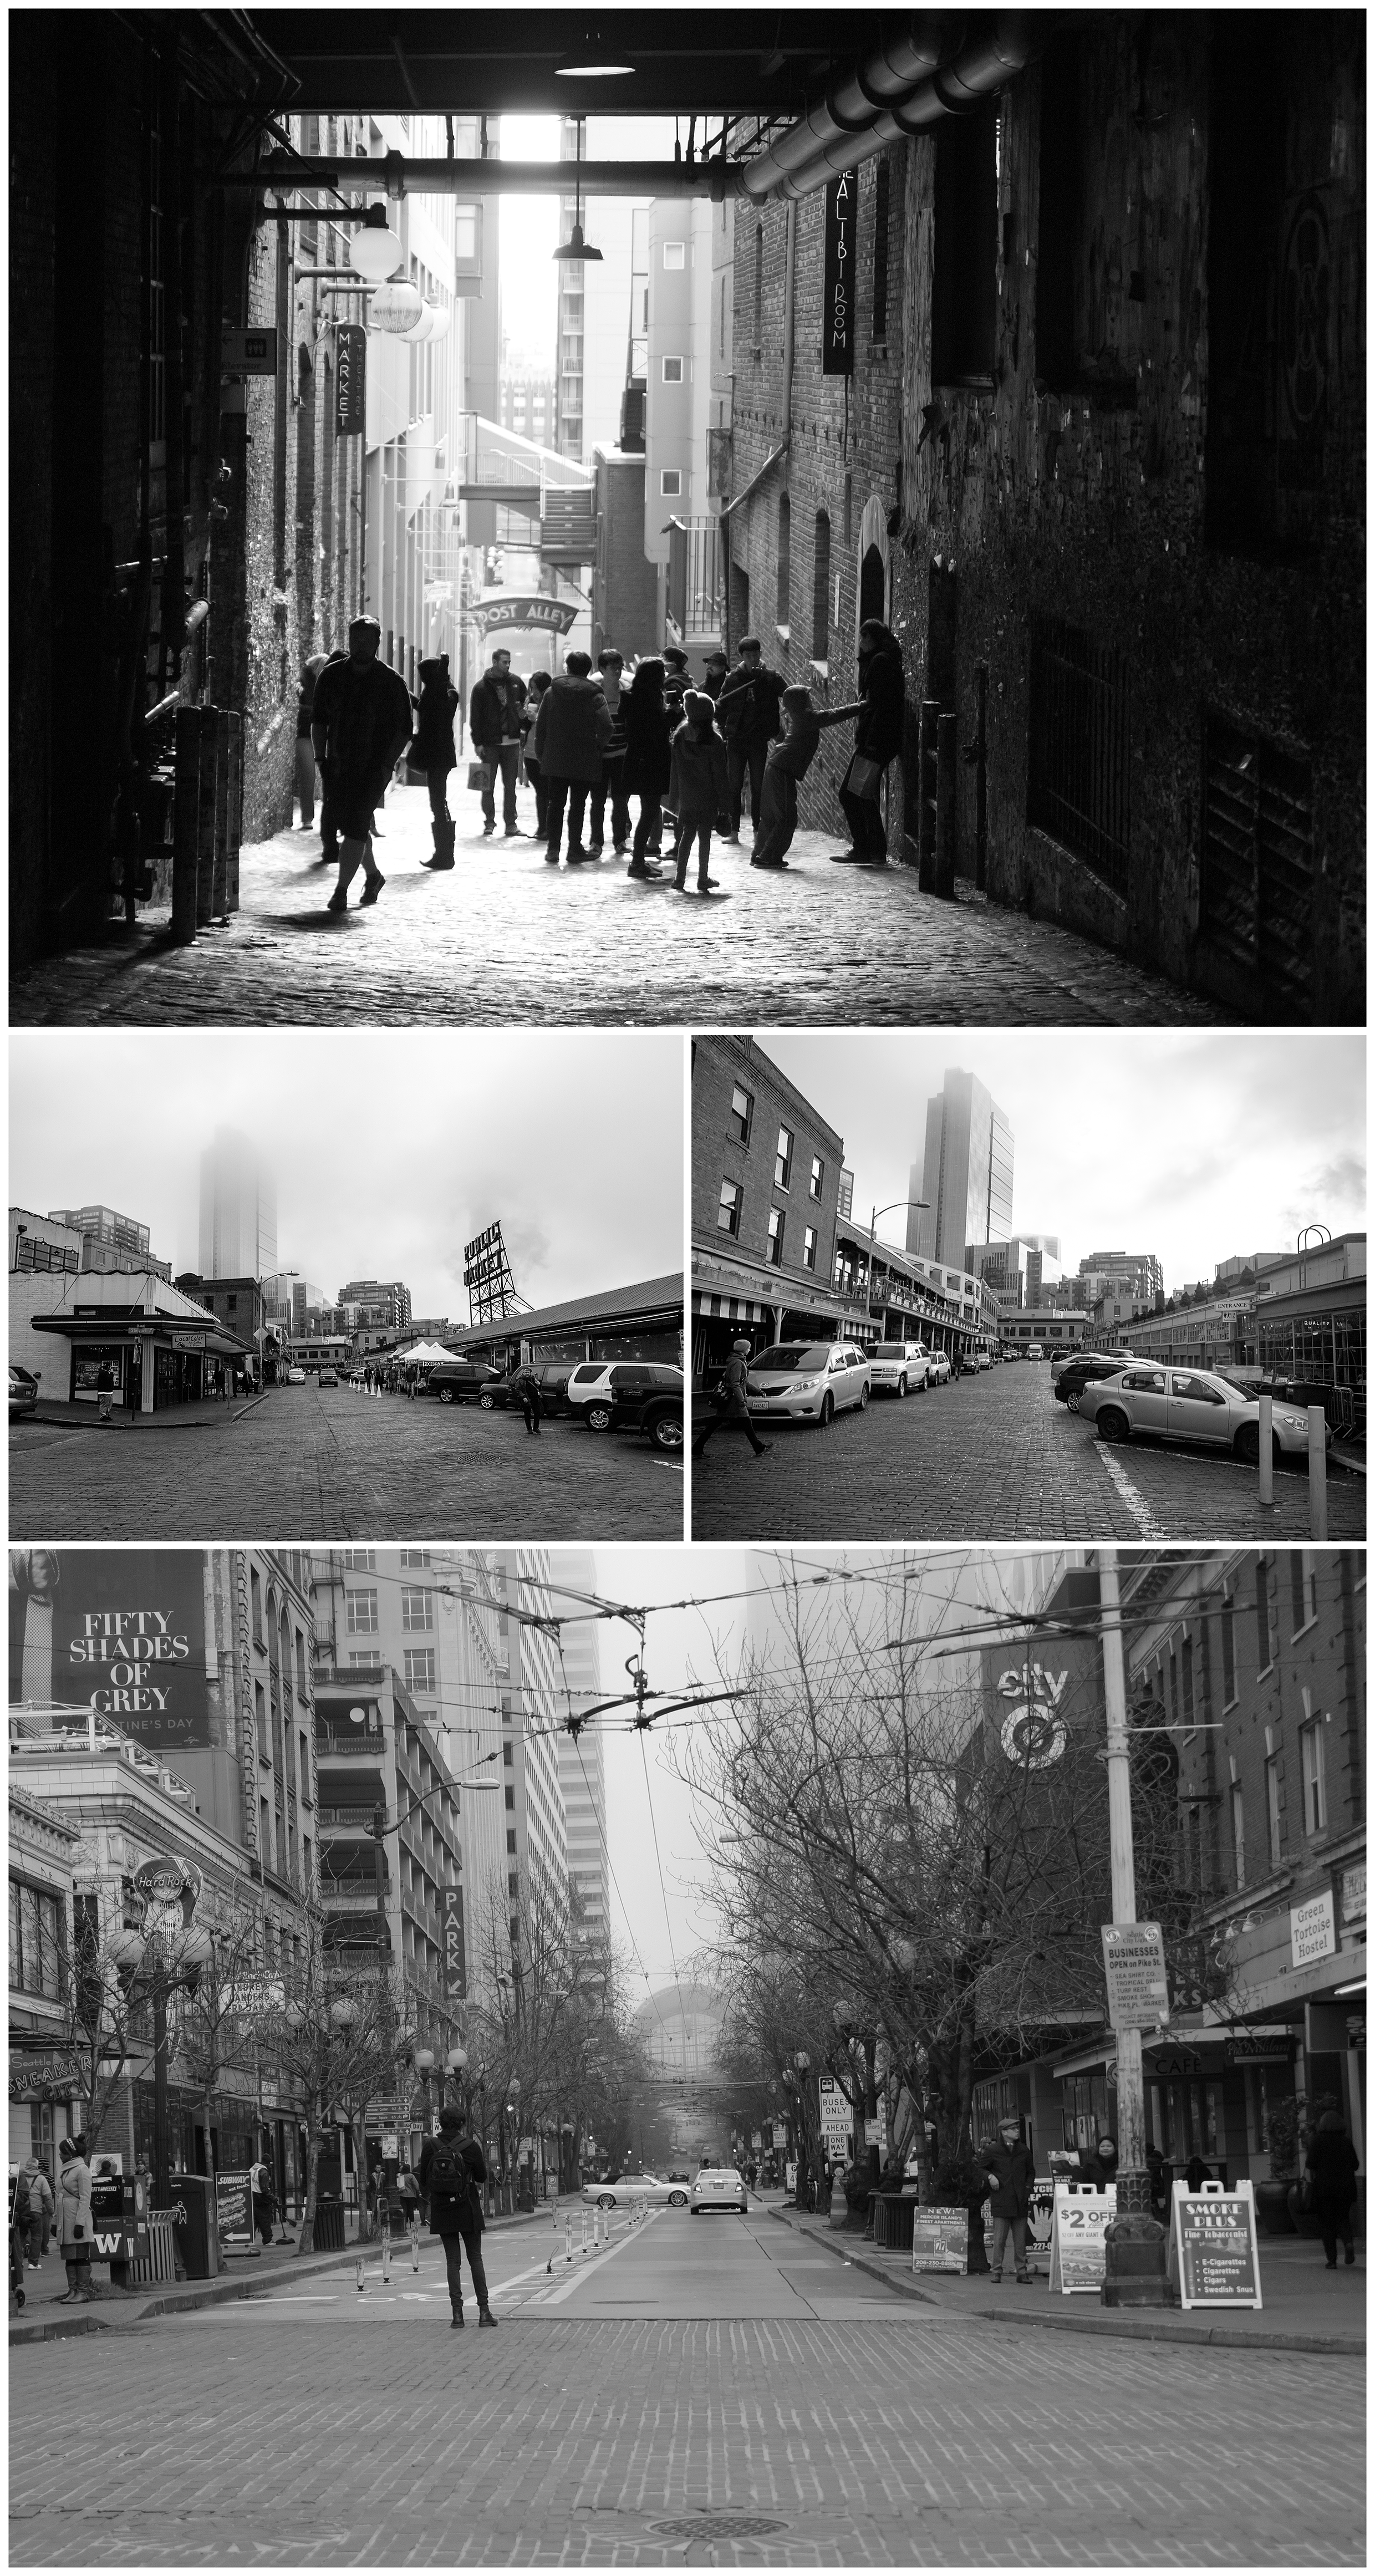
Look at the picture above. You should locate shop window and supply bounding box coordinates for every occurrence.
[1299,1721,1327,1836]
[728,1083,753,1146]
[811,513,831,660]
[775,1126,794,1190]
[717,1179,742,1238]
[1027,614,1130,897]
[767,1209,785,1267]
[776,493,791,629]
[931,95,999,384]
[1036,31,1079,391]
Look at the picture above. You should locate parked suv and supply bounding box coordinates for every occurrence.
[427,1359,503,1404]
[868,1341,930,1399]
[479,1362,573,1416]
[568,1362,684,1452]
[1053,1352,1137,1410]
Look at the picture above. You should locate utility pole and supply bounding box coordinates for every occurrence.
[1098,1549,1149,2216]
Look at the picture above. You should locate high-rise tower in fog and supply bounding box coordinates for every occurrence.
[198,1128,277,1280]
[905,1070,1013,1267]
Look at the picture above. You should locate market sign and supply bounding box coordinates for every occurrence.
[1101,1921,1170,2031]
[1048,2181,1117,2294]
[441,1885,466,2000]
[11,1549,211,1749]
[336,323,366,436]
[1290,1887,1336,1969]
[470,594,578,642]
[1169,2180,1262,2310]
[911,2207,969,2274]
[821,172,855,377]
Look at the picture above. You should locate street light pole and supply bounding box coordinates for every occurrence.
[1098,1549,1149,2216]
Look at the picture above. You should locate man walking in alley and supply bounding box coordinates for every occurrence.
[468,646,527,838]
[417,2106,498,2330]
[311,617,414,912]
[717,637,786,842]
[691,1339,771,1459]
[533,651,613,866]
[982,2119,1035,2284]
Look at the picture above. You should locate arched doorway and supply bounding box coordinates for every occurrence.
[859,542,887,629]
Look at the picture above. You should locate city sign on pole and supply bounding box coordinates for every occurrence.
[1101,1921,1170,2030]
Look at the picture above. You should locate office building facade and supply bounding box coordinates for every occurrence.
[907,1071,1014,1270]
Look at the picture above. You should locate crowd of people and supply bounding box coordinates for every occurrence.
[296,618,910,909]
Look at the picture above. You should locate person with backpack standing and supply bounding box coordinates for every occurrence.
[417,2106,498,2329]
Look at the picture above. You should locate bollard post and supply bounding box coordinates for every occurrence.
[212,708,232,918]
[196,705,219,928]
[380,2228,391,2285]
[1308,1406,1328,1539]
[1257,1395,1275,1513]
[410,2218,420,2273]
[934,711,957,898]
[566,2218,573,2264]
[915,699,939,892]
[171,706,202,945]
[355,2255,365,2293]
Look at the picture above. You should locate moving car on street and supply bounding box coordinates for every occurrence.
[868,1341,931,1398]
[744,1342,872,1426]
[286,1365,307,1385]
[567,1361,684,1452]
[319,1368,338,1387]
[1026,1343,1045,1362]
[1077,1363,1333,1464]
[8,1365,40,1419]
[583,2172,690,2210]
[427,1359,503,1405]
[689,2167,750,2216]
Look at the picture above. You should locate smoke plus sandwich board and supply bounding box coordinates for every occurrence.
[1169,2178,1262,2310]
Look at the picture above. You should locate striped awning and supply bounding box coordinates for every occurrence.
[692,1291,771,1323]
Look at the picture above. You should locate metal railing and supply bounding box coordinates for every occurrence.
[666,517,723,642]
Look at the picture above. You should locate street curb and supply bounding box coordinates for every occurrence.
[766,2207,1365,2356]
[9,2206,554,2346]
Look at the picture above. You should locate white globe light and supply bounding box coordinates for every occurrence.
[370,278,424,337]
[425,302,452,344]
[402,300,437,345]
[350,208,405,283]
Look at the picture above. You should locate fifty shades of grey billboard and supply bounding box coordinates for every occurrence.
[9,1550,210,1749]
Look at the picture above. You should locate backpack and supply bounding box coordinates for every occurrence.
[427,2135,476,2225]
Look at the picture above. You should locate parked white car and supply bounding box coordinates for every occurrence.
[1026,1343,1045,1362]
[689,2167,749,2216]
[868,1341,930,1398]
[927,1350,952,1386]
[582,2173,689,2210]
[1078,1363,1332,1464]
[745,1342,872,1426]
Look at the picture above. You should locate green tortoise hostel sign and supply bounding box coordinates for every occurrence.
[9,1548,209,1749]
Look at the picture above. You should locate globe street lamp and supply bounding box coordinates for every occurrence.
[110,1921,216,2209]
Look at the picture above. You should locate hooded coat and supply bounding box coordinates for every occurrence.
[1306,2116,1360,2221]
[668,710,730,824]
[533,675,614,784]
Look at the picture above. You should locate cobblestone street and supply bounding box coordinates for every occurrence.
[691,1363,1366,1544]
[11,773,1227,1030]
[8,1383,684,1542]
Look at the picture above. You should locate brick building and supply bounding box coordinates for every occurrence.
[690,1035,863,1378]
[726,15,1364,1021]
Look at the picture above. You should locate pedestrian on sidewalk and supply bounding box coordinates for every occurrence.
[1305,2109,1359,2267]
[468,647,527,838]
[622,658,674,878]
[312,648,348,868]
[95,1360,116,1424]
[417,2106,498,2329]
[669,692,731,894]
[1079,2135,1120,2192]
[701,649,729,702]
[34,2158,55,2259]
[311,617,414,912]
[691,1340,771,1458]
[514,1366,543,1437]
[588,649,632,854]
[17,2160,43,2269]
[831,619,907,868]
[661,645,691,726]
[412,654,460,869]
[295,651,330,830]
[57,2134,93,2303]
[750,684,864,870]
[982,2120,1035,2283]
[534,651,613,867]
[521,671,553,840]
[717,637,786,841]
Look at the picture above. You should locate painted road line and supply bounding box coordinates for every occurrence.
[1094,1440,1172,1540]
[523,2210,662,2308]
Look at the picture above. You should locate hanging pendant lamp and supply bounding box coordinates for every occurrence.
[553,120,603,263]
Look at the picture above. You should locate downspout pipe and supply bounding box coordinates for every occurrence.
[746,14,1041,202]
[738,19,947,200]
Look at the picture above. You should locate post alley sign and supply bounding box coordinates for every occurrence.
[9,1549,210,1749]
[822,174,855,377]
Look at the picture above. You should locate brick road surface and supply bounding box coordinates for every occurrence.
[9,772,1228,1030]
[8,2210,1364,2566]
[691,1362,1366,1545]
[8,1382,684,1542]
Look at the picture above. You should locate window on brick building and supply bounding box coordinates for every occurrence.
[776,493,791,629]
[803,1226,818,1273]
[1265,1745,1282,1867]
[1220,1595,1236,1705]
[728,1083,753,1145]
[931,95,999,383]
[809,1154,824,1200]
[766,1208,785,1267]
[1256,1560,1272,1669]
[1300,1721,1327,1836]
[811,514,831,659]
[717,1180,742,1237]
[775,1126,793,1190]
[1230,1776,1246,1888]
[871,157,890,343]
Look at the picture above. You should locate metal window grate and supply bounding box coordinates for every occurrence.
[1027,615,1130,895]
[1200,710,1314,1009]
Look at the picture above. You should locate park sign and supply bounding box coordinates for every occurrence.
[1101,1921,1170,2030]
[441,1885,466,2000]
[1048,2181,1117,2294]
[1168,2179,1262,2310]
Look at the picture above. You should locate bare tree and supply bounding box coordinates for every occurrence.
[272,1912,415,2254]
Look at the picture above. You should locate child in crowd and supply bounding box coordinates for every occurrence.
[668,693,731,894]
[751,684,864,870]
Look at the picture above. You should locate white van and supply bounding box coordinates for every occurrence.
[868,1341,930,1398]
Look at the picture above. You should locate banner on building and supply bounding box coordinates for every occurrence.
[822,173,856,376]
[336,324,366,436]
[470,594,579,642]
[441,1885,466,2000]
[9,1549,210,1749]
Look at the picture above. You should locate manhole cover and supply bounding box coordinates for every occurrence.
[650,2516,787,2542]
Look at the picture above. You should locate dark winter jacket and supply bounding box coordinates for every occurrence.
[312,654,415,812]
[717,660,787,746]
[533,675,614,783]
[412,659,459,775]
[417,2132,488,2238]
[982,2139,1035,2219]
[854,639,906,765]
[469,668,527,754]
[1078,2146,1120,2192]
[668,719,730,823]
[1306,2124,1360,2219]
[622,690,675,797]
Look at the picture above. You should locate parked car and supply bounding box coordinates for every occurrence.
[479,1362,573,1416]
[1053,1353,1137,1409]
[583,2172,690,2210]
[567,1361,684,1452]
[868,1341,930,1398]
[8,1365,40,1419]
[427,1360,503,1404]
[1077,1363,1333,1463]
[975,1348,992,1371]
[286,1365,307,1386]
[926,1350,952,1386]
[689,2167,750,2216]
[744,1342,872,1426]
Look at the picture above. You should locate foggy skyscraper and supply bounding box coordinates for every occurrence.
[905,1070,1014,1267]
[198,1128,278,1280]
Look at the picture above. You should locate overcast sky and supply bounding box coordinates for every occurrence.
[11,1032,683,1316]
[757,1033,1366,1290]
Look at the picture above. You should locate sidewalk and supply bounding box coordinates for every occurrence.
[9,2202,557,2346]
[768,2203,1366,2354]
[19,1393,269,1434]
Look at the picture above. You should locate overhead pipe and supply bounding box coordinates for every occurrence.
[737,18,948,199]
[236,152,739,200]
[744,14,1041,201]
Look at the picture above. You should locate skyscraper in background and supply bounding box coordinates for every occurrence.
[198,1128,277,1280]
[905,1070,1014,1267]
[552,1549,610,1953]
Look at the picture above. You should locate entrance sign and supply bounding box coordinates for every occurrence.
[911,2207,969,2274]
[817,2076,853,2161]
[1048,2181,1117,2294]
[1101,1921,1170,2030]
[822,174,855,376]
[1169,2179,1262,2310]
